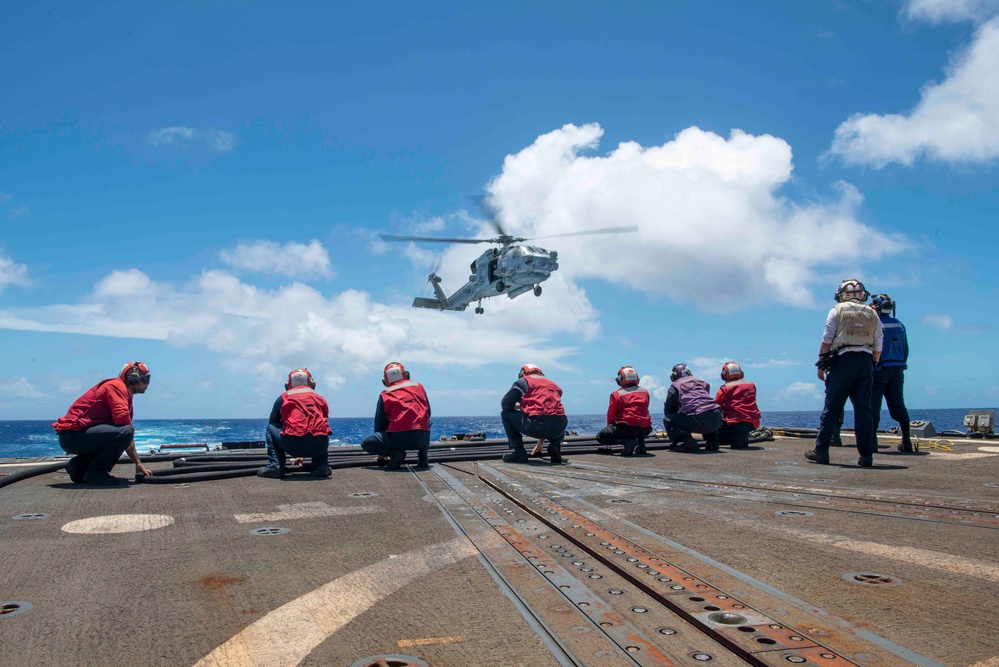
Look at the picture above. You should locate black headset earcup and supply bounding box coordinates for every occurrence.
[404,371,410,380]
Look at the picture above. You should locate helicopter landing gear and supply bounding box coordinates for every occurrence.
[533,285,542,297]
[495,280,505,293]
[475,300,484,315]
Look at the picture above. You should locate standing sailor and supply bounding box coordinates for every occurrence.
[870,294,913,452]
[806,280,883,467]
[53,362,154,486]
[257,368,332,479]
[501,364,568,464]
[597,366,653,456]
[361,362,432,470]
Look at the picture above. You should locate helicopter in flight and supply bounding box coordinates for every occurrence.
[380,218,637,314]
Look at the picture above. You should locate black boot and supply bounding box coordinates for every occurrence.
[898,430,915,453]
[704,431,720,451]
[621,439,637,457]
[547,439,565,464]
[636,438,647,455]
[417,446,430,468]
[503,447,529,463]
[673,434,699,453]
[385,450,407,470]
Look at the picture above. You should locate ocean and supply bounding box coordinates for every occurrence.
[0,408,985,459]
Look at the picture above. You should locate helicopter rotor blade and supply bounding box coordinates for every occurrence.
[468,194,508,237]
[379,233,492,244]
[524,225,639,241]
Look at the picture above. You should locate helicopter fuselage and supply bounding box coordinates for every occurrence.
[412,244,558,313]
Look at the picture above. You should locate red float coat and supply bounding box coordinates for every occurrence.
[52,377,132,432]
[607,386,652,427]
[279,387,332,437]
[381,380,431,432]
[714,380,761,428]
[520,376,566,417]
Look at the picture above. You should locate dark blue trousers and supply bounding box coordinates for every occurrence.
[873,366,910,433]
[58,423,134,476]
[501,410,567,451]
[265,424,329,469]
[815,352,875,460]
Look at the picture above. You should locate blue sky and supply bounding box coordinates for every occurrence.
[2,0,997,420]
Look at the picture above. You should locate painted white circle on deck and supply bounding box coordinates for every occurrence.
[978,446,999,453]
[61,514,175,534]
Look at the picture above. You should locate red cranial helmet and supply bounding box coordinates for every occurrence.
[519,364,543,378]
[286,368,315,390]
[720,361,744,382]
[616,366,639,387]
[120,361,151,386]
[383,362,410,386]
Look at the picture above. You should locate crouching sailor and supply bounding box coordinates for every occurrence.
[501,364,568,464]
[53,361,154,485]
[257,368,332,479]
[715,362,761,450]
[597,366,652,456]
[663,363,724,453]
[361,362,431,470]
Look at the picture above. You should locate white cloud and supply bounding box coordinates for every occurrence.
[829,17,999,166]
[471,123,902,310]
[905,0,999,23]
[922,313,954,329]
[149,126,238,154]
[220,240,334,280]
[745,358,802,369]
[776,381,824,402]
[0,377,45,399]
[0,267,599,390]
[640,374,670,405]
[0,252,29,293]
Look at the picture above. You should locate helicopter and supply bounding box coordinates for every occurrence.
[380,219,637,314]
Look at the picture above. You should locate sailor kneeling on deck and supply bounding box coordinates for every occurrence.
[257,368,332,479]
[361,362,431,470]
[597,366,652,456]
[53,361,154,486]
[663,363,724,453]
[714,362,761,450]
[501,364,568,464]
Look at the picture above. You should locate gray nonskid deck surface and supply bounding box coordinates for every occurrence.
[1,433,997,666]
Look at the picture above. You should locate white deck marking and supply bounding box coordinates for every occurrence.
[192,536,478,667]
[62,514,175,534]
[779,526,999,582]
[233,501,384,524]
[397,636,465,647]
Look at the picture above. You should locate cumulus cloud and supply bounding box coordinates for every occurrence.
[220,240,334,280]
[0,377,45,399]
[0,252,29,293]
[149,126,238,154]
[464,123,903,310]
[922,313,954,329]
[829,16,999,166]
[0,267,599,390]
[904,0,999,23]
[776,381,824,402]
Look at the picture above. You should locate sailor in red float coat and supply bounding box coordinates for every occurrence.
[362,363,432,470]
[714,362,761,450]
[257,368,332,479]
[597,387,653,456]
[52,362,153,485]
[500,365,568,464]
